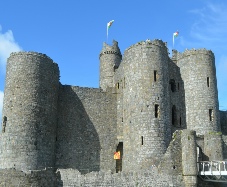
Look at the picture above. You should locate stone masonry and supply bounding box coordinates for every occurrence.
[0,39,226,186]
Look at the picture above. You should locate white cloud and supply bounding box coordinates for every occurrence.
[189,3,227,49]
[0,25,22,73]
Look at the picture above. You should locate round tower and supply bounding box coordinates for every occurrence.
[0,52,59,171]
[177,49,220,135]
[99,40,122,91]
[122,40,171,171]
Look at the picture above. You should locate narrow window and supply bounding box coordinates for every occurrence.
[207,77,210,87]
[209,109,213,121]
[2,116,7,133]
[114,65,117,72]
[172,105,176,125]
[170,79,176,92]
[117,82,120,89]
[155,104,159,118]
[122,117,123,122]
[141,136,144,145]
[179,117,182,127]
[154,70,157,82]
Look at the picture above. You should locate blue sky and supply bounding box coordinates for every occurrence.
[0,0,227,121]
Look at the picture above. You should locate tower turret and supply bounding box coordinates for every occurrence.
[121,40,171,171]
[177,49,220,135]
[99,40,122,91]
[0,52,59,171]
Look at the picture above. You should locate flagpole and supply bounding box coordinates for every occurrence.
[107,23,108,43]
[173,33,174,48]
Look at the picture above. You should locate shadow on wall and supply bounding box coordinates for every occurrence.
[55,85,101,174]
[169,61,187,142]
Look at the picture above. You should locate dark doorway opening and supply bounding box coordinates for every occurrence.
[116,142,123,173]
[172,105,177,126]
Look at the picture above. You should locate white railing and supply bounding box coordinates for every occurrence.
[198,161,227,182]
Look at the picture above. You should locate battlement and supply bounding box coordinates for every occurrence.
[0,38,224,187]
[175,48,214,60]
[125,39,167,52]
[9,51,54,61]
[8,51,59,75]
[99,40,122,58]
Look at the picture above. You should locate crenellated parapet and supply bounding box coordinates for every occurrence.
[10,51,53,60]
[176,48,214,61]
[124,39,167,53]
[99,40,122,58]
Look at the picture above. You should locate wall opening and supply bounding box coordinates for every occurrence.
[207,77,210,87]
[141,136,144,145]
[2,116,7,133]
[209,109,213,121]
[172,105,177,126]
[116,142,123,173]
[154,70,157,82]
[169,79,176,92]
[113,65,118,72]
[179,116,182,127]
[155,104,159,118]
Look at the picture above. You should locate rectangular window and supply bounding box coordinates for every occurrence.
[155,104,159,118]
[207,77,210,87]
[209,109,213,121]
[154,71,157,82]
[141,136,144,145]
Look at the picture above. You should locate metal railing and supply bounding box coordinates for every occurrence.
[198,161,227,182]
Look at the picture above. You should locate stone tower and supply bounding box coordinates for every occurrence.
[99,40,122,91]
[177,49,220,135]
[0,52,59,171]
[121,40,171,171]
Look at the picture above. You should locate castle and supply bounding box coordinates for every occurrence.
[0,39,227,186]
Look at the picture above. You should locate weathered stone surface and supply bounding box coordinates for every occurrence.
[0,39,226,187]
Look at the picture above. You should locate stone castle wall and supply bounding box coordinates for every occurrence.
[168,58,186,133]
[0,39,225,186]
[114,63,124,140]
[56,86,117,173]
[0,168,56,187]
[0,52,59,171]
[121,40,172,171]
[176,49,220,135]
